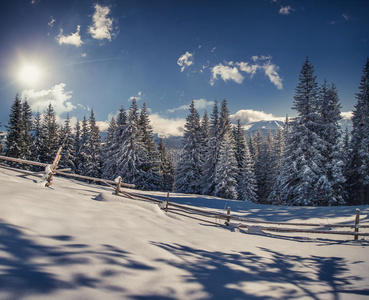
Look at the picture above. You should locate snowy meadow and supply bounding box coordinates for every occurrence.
[0,167,368,300]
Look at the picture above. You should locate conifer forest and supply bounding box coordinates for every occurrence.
[3,58,369,206]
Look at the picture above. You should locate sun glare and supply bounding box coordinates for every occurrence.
[19,65,41,85]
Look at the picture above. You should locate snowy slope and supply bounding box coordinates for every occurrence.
[0,168,368,300]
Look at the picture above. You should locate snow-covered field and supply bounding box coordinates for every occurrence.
[0,167,368,300]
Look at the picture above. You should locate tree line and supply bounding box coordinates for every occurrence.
[2,57,369,205]
[4,98,175,191]
[175,57,369,206]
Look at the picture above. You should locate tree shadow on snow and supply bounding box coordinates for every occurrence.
[151,241,369,300]
[0,220,156,299]
[154,193,369,224]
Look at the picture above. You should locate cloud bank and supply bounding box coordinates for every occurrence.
[230,109,284,126]
[149,114,186,136]
[21,83,76,115]
[341,111,353,120]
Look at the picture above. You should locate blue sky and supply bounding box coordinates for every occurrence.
[0,0,368,135]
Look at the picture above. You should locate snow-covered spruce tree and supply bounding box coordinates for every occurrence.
[158,138,175,191]
[31,112,42,163]
[346,59,369,205]
[176,100,204,194]
[233,119,257,201]
[214,130,238,200]
[342,127,351,166]
[116,99,149,189]
[273,127,285,173]
[201,101,220,195]
[200,110,210,141]
[277,57,327,206]
[58,114,75,171]
[200,109,210,190]
[39,103,60,164]
[317,81,345,205]
[139,102,162,190]
[5,94,23,159]
[76,116,90,175]
[112,106,128,179]
[84,109,101,178]
[251,129,264,201]
[267,127,285,204]
[263,131,278,203]
[20,100,33,162]
[73,120,82,174]
[101,116,117,180]
[213,99,238,200]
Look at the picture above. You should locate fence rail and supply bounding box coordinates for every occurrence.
[114,190,369,240]
[1,153,368,241]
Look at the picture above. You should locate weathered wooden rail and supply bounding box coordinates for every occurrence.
[114,189,369,240]
[0,153,135,188]
[1,153,368,241]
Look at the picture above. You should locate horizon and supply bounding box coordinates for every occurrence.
[1,0,368,136]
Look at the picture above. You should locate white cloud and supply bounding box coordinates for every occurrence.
[21,83,76,115]
[167,99,214,113]
[48,16,56,28]
[56,115,78,129]
[261,62,283,90]
[279,5,294,15]
[129,91,142,102]
[211,47,216,53]
[81,53,87,57]
[57,25,83,47]
[210,57,283,89]
[210,63,244,86]
[177,52,194,72]
[252,55,273,61]
[96,121,110,132]
[230,109,284,126]
[341,111,353,119]
[89,4,115,41]
[236,62,258,77]
[149,113,185,136]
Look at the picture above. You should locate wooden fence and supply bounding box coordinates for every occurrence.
[0,150,134,188]
[1,152,368,241]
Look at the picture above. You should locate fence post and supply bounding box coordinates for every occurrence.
[225,207,231,226]
[165,192,169,211]
[45,146,62,187]
[115,177,122,195]
[354,208,360,241]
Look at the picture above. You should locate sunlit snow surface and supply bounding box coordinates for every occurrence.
[0,168,368,299]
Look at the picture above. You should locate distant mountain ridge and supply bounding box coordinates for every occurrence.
[155,117,353,149]
[244,120,285,135]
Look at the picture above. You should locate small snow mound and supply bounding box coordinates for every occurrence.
[94,192,119,202]
[94,192,164,215]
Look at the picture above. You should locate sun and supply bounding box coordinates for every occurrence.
[19,65,42,85]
